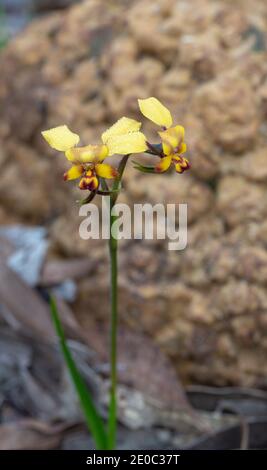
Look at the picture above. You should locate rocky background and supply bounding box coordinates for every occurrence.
[1,0,267,391]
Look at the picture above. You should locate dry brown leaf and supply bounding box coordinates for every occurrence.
[40,258,96,286]
[84,324,191,411]
[0,419,65,450]
[0,262,55,341]
[0,236,14,263]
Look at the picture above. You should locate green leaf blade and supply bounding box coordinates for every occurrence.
[50,296,108,450]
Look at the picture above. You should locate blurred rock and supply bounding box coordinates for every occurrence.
[0,226,48,286]
[1,0,267,387]
[191,76,260,153]
[2,0,77,13]
[33,1,80,13]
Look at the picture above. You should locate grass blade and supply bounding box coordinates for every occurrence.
[49,296,107,450]
[0,6,8,50]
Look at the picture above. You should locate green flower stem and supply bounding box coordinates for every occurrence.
[107,155,130,449]
[107,207,118,450]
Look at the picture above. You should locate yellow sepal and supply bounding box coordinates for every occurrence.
[65,144,109,163]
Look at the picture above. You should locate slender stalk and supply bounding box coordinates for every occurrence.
[107,155,130,449]
[107,203,118,449]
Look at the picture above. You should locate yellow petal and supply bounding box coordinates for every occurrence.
[42,125,80,152]
[107,132,147,155]
[172,155,182,163]
[138,97,173,128]
[63,165,84,181]
[65,148,79,163]
[79,176,99,191]
[155,155,172,173]
[159,125,185,156]
[101,117,141,144]
[95,163,118,179]
[179,142,187,154]
[66,144,109,163]
[80,145,109,163]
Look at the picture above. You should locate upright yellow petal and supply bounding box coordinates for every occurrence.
[95,163,118,179]
[80,145,109,163]
[101,117,141,144]
[65,144,109,163]
[42,125,80,152]
[63,165,84,181]
[138,97,173,128]
[65,148,79,163]
[106,132,147,155]
[155,155,172,173]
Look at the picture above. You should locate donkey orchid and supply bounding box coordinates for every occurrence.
[138,97,190,174]
[42,117,147,191]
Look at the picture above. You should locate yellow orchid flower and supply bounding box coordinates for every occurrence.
[42,118,147,191]
[138,97,190,174]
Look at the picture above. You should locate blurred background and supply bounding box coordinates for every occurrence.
[1,0,267,450]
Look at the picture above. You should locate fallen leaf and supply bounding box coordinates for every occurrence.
[0,419,65,450]
[0,262,55,341]
[40,258,96,286]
